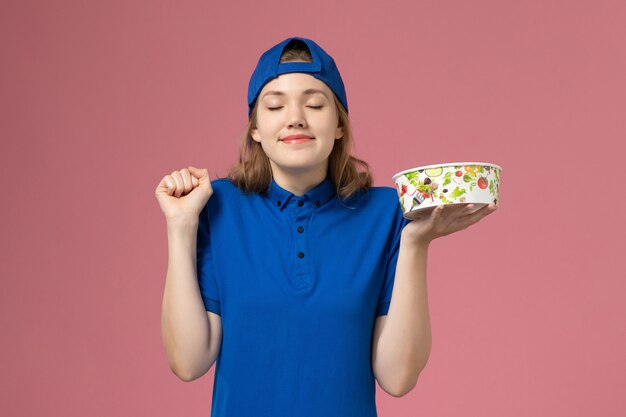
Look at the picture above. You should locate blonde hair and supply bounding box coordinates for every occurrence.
[227,40,372,200]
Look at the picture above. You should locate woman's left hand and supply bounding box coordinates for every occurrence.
[402,203,498,247]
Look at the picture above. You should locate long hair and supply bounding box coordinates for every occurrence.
[227,40,373,200]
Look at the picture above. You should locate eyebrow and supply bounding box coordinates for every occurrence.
[261,88,328,100]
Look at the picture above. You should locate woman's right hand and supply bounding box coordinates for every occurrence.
[155,166,214,222]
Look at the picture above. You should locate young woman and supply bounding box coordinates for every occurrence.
[155,37,496,417]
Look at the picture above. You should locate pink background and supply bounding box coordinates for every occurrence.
[1,0,625,416]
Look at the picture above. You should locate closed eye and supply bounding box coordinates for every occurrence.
[267,106,323,111]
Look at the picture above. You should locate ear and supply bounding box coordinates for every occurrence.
[335,125,344,140]
[251,126,261,143]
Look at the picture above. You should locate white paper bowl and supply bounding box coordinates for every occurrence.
[392,162,502,220]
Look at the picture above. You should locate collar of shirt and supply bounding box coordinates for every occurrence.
[266,175,336,211]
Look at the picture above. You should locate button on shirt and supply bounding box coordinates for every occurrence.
[197,176,410,417]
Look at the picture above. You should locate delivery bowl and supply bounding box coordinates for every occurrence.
[392,162,502,220]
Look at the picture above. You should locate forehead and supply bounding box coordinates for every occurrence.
[259,73,332,99]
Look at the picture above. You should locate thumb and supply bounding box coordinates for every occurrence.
[188,166,207,178]
[188,166,210,188]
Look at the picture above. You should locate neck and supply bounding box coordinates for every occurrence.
[271,163,328,196]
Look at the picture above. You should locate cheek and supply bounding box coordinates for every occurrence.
[257,119,281,137]
[254,126,273,142]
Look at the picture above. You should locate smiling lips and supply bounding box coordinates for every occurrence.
[280,134,314,144]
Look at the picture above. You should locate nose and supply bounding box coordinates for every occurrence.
[287,105,307,128]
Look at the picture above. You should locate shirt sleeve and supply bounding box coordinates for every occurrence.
[197,203,221,316]
[376,203,411,317]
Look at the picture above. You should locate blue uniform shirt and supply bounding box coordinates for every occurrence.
[197,175,410,417]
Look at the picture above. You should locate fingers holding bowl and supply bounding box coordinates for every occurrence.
[459,203,497,224]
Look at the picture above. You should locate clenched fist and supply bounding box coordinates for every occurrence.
[155,166,213,222]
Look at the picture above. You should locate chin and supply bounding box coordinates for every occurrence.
[272,158,327,173]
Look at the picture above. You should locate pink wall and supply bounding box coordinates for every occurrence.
[1,0,624,416]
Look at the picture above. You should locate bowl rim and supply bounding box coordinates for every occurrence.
[392,162,502,181]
